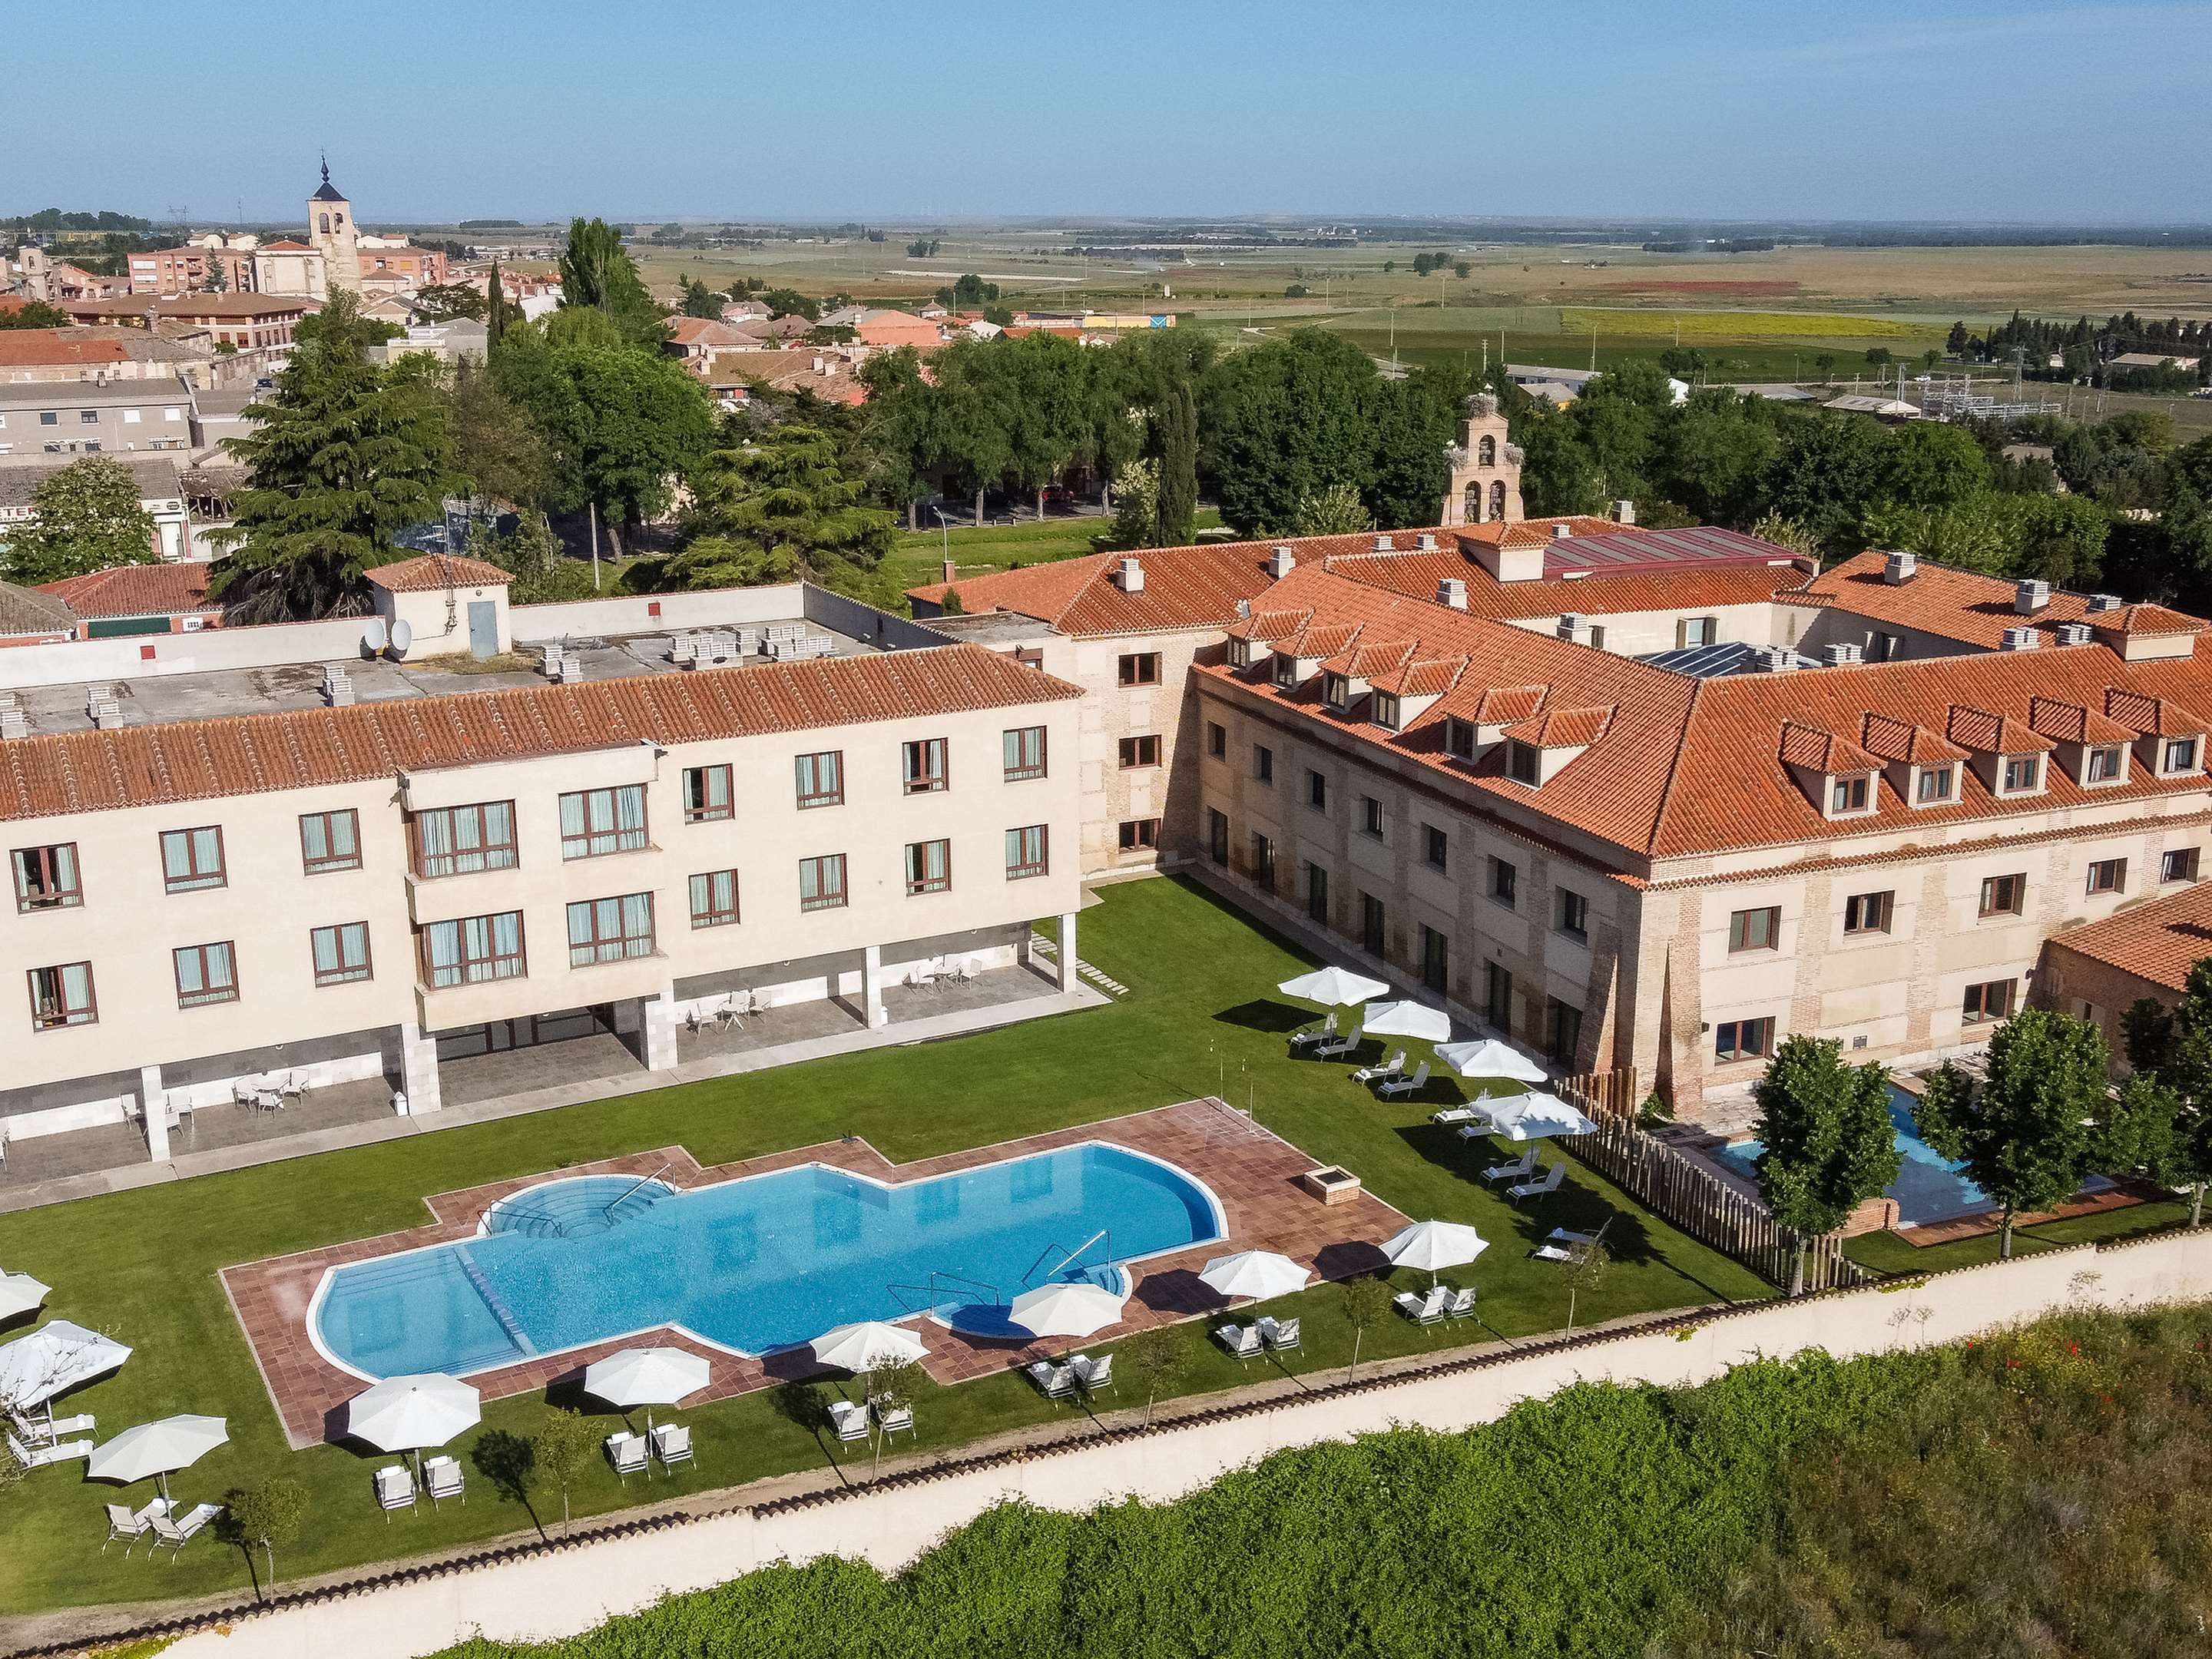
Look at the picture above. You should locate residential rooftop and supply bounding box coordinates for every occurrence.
[2043,879,2212,995]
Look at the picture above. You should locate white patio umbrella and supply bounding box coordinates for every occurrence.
[1360,1000,1452,1042]
[1479,1091,1600,1142]
[1433,1038,1549,1084]
[583,1347,711,1432]
[86,1414,228,1504]
[1008,1280,1128,1339]
[1277,965,1391,1007]
[346,1373,481,1483]
[1380,1220,1491,1286]
[808,1321,929,1374]
[1199,1250,1312,1303]
[0,1320,131,1412]
[0,1273,50,1324]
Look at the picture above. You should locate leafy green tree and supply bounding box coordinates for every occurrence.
[1154,379,1197,544]
[1000,331,1093,520]
[412,283,487,323]
[935,273,999,310]
[1367,361,1471,528]
[1660,389,1780,525]
[856,346,941,528]
[204,257,227,294]
[1761,412,1894,553]
[679,276,720,320]
[761,288,819,322]
[658,422,894,593]
[1108,458,1162,549]
[2,455,157,583]
[1124,1327,1188,1424]
[224,1475,309,1591]
[471,510,593,603]
[529,1408,601,1532]
[0,300,71,330]
[927,338,1016,525]
[440,355,554,512]
[1204,329,1385,535]
[556,217,665,348]
[293,289,402,355]
[1915,1007,2110,1258]
[2116,962,2212,1225]
[1750,1036,1902,1293]
[1340,1275,1391,1381]
[1289,482,1373,536]
[1517,407,1603,517]
[485,260,517,351]
[1882,420,1992,509]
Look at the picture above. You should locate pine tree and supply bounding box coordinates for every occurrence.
[659,423,894,591]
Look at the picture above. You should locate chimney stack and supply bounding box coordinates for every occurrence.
[2014,578,2051,614]
[1612,500,1635,525]
[1265,545,1296,578]
[1551,524,1573,541]
[1883,551,1917,585]
[1113,555,1144,593]
[1436,578,1468,611]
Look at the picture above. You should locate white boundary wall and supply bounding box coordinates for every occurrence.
[156,1230,2212,1659]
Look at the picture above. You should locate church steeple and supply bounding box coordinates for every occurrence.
[307,157,359,293]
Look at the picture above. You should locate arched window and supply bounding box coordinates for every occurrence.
[334,214,344,228]
[318,213,329,234]
[1464,482,1483,522]
[1477,435,1496,466]
[1489,480,1507,518]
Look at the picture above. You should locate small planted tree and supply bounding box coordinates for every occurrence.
[530,1407,601,1532]
[1340,1276,1392,1382]
[1916,1007,2109,1259]
[861,1359,925,1477]
[226,1475,309,1592]
[1752,1036,1903,1294]
[1124,1326,1188,1425]
[2116,966,2212,1225]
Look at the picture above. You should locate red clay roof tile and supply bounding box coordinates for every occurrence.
[363,554,513,592]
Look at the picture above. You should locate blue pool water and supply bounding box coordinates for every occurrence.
[312,1145,1223,1379]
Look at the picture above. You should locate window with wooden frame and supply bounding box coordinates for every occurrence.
[2086,744,2126,783]
[2086,856,2127,896]
[2164,737,2201,774]
[799,854,848,911]
[902,737,948,794]
[27,962,96,1030]
[298,810,362,874]
[1962,978,2015,1023]
[1714,1015,1775,1061]
[1118,734,1161,770]
[793,751,843,810]
[310,922,373,986]
[1118,818,1161,851]
[1118,652,1161,687]
[682,765,733,823]
[173,941,238,1008]
[1843,891,1893,935]
[689,869,740,929]
[2000,753,2042,794]
[12,843,80,912]
[1253,744,1273,783]
[412,801,517,879]
[160,825,227,892]
[1507,741,1540,786]
[1250,831,1276,888]
[1916,765,1955,803]
[1829,775,1870,813]
[1207,808,1229,865]
[567,893,656,967]
[1728,906,1781,953]
[1306,861,1329,925]
[905,839,952,895]
[557,786,647,860]
[1555,887,1588,941]
[420,912,525,987]
[2164,847,2201,884]
[1306,769,1328,811]
[1005,825,1048,879]
[1359,796,1384,838]
[1979,873,2025,917]
[1003,727,1047,781]
[1206,721,1226,759]
[1490,856,1517,909]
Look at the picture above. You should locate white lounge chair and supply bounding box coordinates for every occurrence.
[103,1501,154,1553]
[424,1454,465,1505]
[1378,1061,1431,1099]
[1259,1316,1302,1352]
[1508,1162,1567,1203]
[11,1406,93,1445]
[374,1463,415,1517]
[1393,1286,1449,1325]
[6,1431,90,1468]
[1352,1049,1407,1084]
[1214,1322,1264,1360]
[605,1430,649,1479]
[147,1502,221,1559]
[1442,1286,1479,1320]
[1534,1224,1608,1265]
[1026,1360,1076,1403]
[1313,1023,1364,1060]
[871,1403,913,1439]
[827,1399,871,1442]
[652,1422,697,1465]
[1289,1012,1339,1051]
[1479,1147,1541,1184]
[1431,1104,1481,1124]
[1071,1353,1114,1396]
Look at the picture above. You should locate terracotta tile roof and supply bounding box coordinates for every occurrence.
[1322,641,1415,679]
[35,562,215,619]
[2106,687,2210,737]
[2044,879,2212,995]
[2025,694,2134,746]
[2093,602,2204,637]
[1946,704,2056,754]
[1224,608,1313,644]
[0,644,1080,826]
[0,582,78,636]
[1370,657,1465,697]
[363,553,513,592]
[1324,547,1801,621]
[0,331,131,368]
[1859,711,1968,766]
[1473,684,1548,724]
[1787,550,2099,650]
[1505,705,1614,747]
[1778,720,1877,773]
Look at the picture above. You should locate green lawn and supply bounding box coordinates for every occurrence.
[0,877,1763,1619]
[884,510,1222,596]
[1844,1192,2198,1275]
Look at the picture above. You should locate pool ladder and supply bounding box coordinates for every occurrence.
[601,1164,674,1224]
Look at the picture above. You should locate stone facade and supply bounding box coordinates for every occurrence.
[1438,395,1525,527]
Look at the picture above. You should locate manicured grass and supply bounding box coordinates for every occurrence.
[1845,1193,2199,1276]
[0,877,1762,1618]
[885,510,1222,597]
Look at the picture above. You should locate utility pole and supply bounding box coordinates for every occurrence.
[589,502,601,591]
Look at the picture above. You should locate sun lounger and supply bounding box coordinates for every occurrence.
[870,1404,913,1439]
[424,1454,465,1505]
[103,1501,154,1553]
[605,1430,649,1479]
[1534,1224,1606,1265]
[147,1502,221,1560]
[1393,1286,1449,1325]
[6,1431,90,1469]
[1313,1023,1364,1060]
[374,1464,415,1517]
[1351,1049,1407,1084]
[1071,1353,1115,1396]
[1442,1286,1479,1319]
[1431,1104,1481,1124]
[652,1422,697,1465]
[10,1407,94,1445]
[1214,1322,1264,1359]
[1479,1147,1541,1184]
[1259,1316,1302,1352]
[1289,1012,1339,1051]
[1507,1162,1567,1203]
[1378,1061,1431,1099]
[1025,1360,1076,1402]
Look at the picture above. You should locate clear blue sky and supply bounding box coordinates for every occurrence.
[9,0,2208,224]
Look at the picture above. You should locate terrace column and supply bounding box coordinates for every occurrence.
[641,987,680,1071]
[139,1065,168,1162]
[862,945,886,1028]
[398,1022,442,1114]
[1056,912,1078,992]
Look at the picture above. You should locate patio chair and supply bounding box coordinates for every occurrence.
[1479,1147,1541,1185]
[1288,1012,1338,1052]
[147,1502,221,1560]
[424,1454,465,1505]
[827,1399,871,1442]
[1213,1322,1264,1360]
[1393,1286,1449,1326]
[102,1502,153,1553]
[1313,1022,1364,1060]
[652,1422,697,1467]
[605,1430,650,1479]
[906,963,938,991]
[6,1432,91,1469]
[374,1464,416,1518]
[1430,1104,1481,1124]
[1259,1316,1302,1352]
[1378,1061,1432,1100]
[1442,1286,1479,1320]
[1508,1163,1567,1204]
[275,1069,307,1101]
[1351,1049,1407,1085]
[1071,1353,1114,1396]
[1025,1360,1076,1403]
[872,1403,914,1439]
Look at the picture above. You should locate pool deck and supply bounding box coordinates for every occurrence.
[221,1098,1412,1449]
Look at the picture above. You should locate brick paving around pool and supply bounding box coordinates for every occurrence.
[221,1098,1412,1449]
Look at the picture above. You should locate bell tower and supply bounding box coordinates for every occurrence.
[308,157,361,295]
[1439,394,1524,526]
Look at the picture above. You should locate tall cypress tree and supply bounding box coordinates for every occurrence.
[485,258,510,350]
[1155,379,1197,548]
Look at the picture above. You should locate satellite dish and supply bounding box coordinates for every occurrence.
[389,618,413,659]
[361,618,388,657]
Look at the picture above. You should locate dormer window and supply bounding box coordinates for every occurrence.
[1915,765,1955,804]
[2085,743,2126,784]
[1372,692,1402,731]
[1830,777,1869,813]
[1445,718,1478,762]
[1227,637,1256,670]
[2000,754,2043,795]
[1507,741,1540,786]
[1273,655,1299,690]
[1322,672,1353,710]
[2164,737,2201,775]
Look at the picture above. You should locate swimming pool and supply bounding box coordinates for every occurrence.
[310,1144,1225,1380]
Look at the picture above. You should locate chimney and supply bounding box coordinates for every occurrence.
[2055,621,2093,645]
[1756,646,1799,673]
[941,558,955,584]
[1373,534,1393,552]
[1556,612,1584,641]
[2000,625,2040,651]
[2087,593,2123,613]
[1822,643,1863,666]
[1234,598,1252,619]
[2014,578,2051,614]
[1112,555,1144,593]
[1265,545,1296,578]
[1436,578,1468,611]
[1551,524,1573,541]
[1612,499,1635,525]
[1883,551,1917,585]
[1416,532,1437,550]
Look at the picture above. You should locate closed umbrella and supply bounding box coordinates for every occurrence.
[1433,1038,1548,1084]
[1199,1250,1311,1303]
[86,1414,228,1505]
[583,1346,711,1432]
[808,1321,929,1374]
[1361,1000,1452,1042]
[1380,1220,1490,1286]
[346,1373,480,1483]
[1480,1091,1598,1142]
[1008,1280,1128,1339]
[0,1273,50,1325]
[0,1320,131,1411]
[1277,966,1391,1007]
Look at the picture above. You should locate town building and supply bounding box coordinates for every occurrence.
[53,296,316,361]
[308,161,360,296]
[0,377,198,465]
[32,561,221,636]
[0,327,224,389]
[0,452,195,563]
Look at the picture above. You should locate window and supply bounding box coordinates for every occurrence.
[1507,741,1540,786]
[794,751,843,809]
[2087,857,2127,896]
[1979,873,2025,917]
[1373,693,1402,731]
[1250,831,1277,888]
[689,869,740,928]
[1118,734,1161,770]
[1273,654,1300,690]
[1118,652,1161,687]
[1359,892,1386,955]
[1869,631,1901,663]
[412,801,517,879]
[160,826,226,892]
[1830,776,1869,813]
[906,839,952,894]
[299,810,361,874]
[2087,744,2125,783]
[173,941,238,1008]
[2001,754,2042,794]
[1962,978,2016,1024]
[1677,616,1717,649]
[1547,998,1583,1068]
[310,922,373,986]
[1207,721,1226,760]
[799,855,848,912]
[1253,744,1274,784]
[1359,796,1384,838]
[1555,888,1588,941]
[79,409,98,425]
[683,765,733,823]
[1423,824,1448,872]
[567,894,655,967]
[558,785,647,859]
[1916,765,1955,803]
[1485,962,1513,1031]
[421,912,525,987]
[1421,925,1449,994]
[1003,727,1047,781]
[1714,1016,1776,1062]
[1207,808,1230,865]
[1306,861,1329,925]
[1118,817,1161,852]
[12,844,80,912]
[902,738,948,794]
[2162,847,2200,884]
[1843,891,1893,935]
[1005,825,1049,879]
[38,412,56,426]
[1304,769,1328,811]
[28,962,95,1030]
[2166,737,2202,774]
[1445,718,1478,762]
[1728,906,1780,953]
[121,408,141,424]
[1490,856,1518,909]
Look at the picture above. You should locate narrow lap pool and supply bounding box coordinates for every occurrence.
[310,1144,1224,1380]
